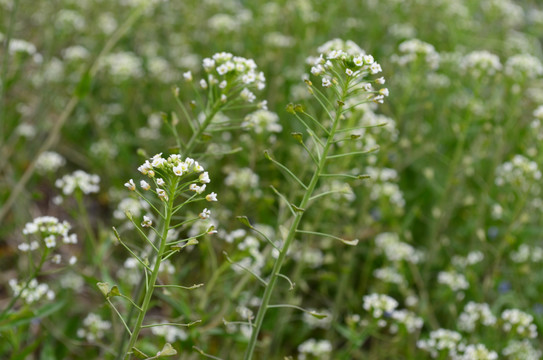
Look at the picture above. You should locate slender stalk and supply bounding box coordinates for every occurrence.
[182,106,220,157]
[123,189,175,359]
[243,87,347,360]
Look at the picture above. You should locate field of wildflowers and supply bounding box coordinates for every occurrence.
[2,0,543,359]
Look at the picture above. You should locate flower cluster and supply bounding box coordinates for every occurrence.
[55,170,100,195]
[504,54,543,80]
[510,244,543,263]
[460,50,502,78]
[451,251,484,268]
[392,38,440,70]
[495,154,541,193]
[458,302,497,332]
[186,52,265,104]
[99,51,143,81]
[128,153,216,207]
[307,39,387,103]
[417,329,463,358]
[242,110,282,134]
[366,168,406,210]
[21,216,77,251]
[36,151,66,174]
[363,293,398,318]
[502,340,542,359]
[437,270,469,292]
[389,309,424,334]
[77,313,112,343]
[501,309,538,339]
[150,322,188,343]
[297,338,332,360]
[373,266,405,285]
[374,232,422,263]
[454,344,498,360]
[8,278,55,304]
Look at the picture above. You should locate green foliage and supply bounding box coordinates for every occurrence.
[2,0,543,359]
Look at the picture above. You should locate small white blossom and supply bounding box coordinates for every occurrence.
[141,215,152,228]
[140,180,150,190]
[206,192,218,202]
[124,179,136,191]
[199,208,211,219]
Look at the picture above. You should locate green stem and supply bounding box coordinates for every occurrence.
[182,106,220,157]
[243,88,346,360]
[123,190,175,359]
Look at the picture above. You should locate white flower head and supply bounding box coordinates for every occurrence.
[124,179,136,191]
[199,208,211,219]
[140,180,150,190]
[199,172,210,184]
[206,192,218,202]
[142,215,152,228]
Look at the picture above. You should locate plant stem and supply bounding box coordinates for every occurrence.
[123,190,175,359]
[243,89,346,360]
[182,107,219,157]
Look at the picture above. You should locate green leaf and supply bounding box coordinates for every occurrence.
[132,347,149,359]
[157,343,177,357]
[97,282,111,297]
[291,204,305,213]
[0,300,66,331]
[109,285,121,297]
[309,312,328,319]
[236,216,253,229]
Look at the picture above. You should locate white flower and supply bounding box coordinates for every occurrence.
[345,68,354,76]
[140,180,150,190]
[52,254,61,264]
[156,188,168,201]
[200,79,208,89]
[240,88,256,103]
[141,215,152,228]
[353,56,363,66]
[157,178,165,186]
[199,208,211,219]
[375,77,385,84]
[199,172,210,184]
[380,88,390,96]
[44,235,56,248]
[364,55,375,64]
[189,184,206,194]
[370,62,382,74]
[206,192,218,202]
[322,77,332,87]
[124,179,136,191]
[173,164,184,176]
[183,71,192,81]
